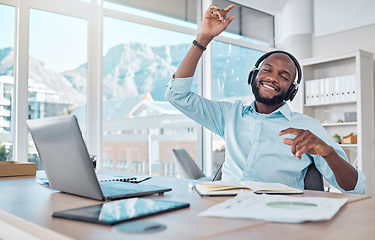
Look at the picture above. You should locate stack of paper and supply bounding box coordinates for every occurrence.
[199,191,348,223]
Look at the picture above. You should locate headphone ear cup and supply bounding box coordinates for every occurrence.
[285,83,298,101]
[248,69,258,85]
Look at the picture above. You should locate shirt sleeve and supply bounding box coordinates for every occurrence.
[165,76,227,138]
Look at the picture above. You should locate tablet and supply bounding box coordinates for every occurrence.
[52,198,190,225]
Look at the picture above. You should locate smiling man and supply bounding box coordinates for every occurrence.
[165,4,366,194]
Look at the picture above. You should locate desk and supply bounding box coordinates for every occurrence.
[0,172,372,240]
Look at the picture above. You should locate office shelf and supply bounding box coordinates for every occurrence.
[300,50,375,195]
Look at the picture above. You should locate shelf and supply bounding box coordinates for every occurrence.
[304,101,356,107]
[300,50,374,195]
[322,122,357,127]
[340,144,357,148]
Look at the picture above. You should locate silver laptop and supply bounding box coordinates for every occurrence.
[26,115,171,201]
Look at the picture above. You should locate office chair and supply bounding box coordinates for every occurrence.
[304,161,324,191]
[172,148,222,181]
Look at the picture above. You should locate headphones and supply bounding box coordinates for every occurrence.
[248,50,302,102]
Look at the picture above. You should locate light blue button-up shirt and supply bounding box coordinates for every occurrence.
[165,76,366,194]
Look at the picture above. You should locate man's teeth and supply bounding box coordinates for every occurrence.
[262,84,276,90]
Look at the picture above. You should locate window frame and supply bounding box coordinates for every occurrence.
[2,0,275,176]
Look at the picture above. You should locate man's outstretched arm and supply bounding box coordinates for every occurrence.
[174,4,235,78]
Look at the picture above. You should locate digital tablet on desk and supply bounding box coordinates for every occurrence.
[52,198,190,225]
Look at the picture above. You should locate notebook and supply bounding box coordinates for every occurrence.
[26,115,171,201]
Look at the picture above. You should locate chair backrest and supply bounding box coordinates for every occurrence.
[212,163,223,181]
[172,149,206,179]
[304,162,324,191]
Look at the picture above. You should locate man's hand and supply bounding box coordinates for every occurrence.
[279,127,334,159]
[173,5,235,79]
[200,4,236,40]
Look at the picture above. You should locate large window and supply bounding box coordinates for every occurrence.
[102,16,199,177]
[0,4,15,161]
[28,9,88,169]
[1,0,274,177]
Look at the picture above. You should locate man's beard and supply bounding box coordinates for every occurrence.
[251,80,287,106]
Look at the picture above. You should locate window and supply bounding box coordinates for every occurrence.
[3,0,274,178]
[211,41,265,173]
[0,4,15,161]
[213,0,275,47]
[102,16,199,177]
[28,9,88,169]
[104,0,197,29]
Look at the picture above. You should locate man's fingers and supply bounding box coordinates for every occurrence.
[279,127,302,136]
[209,5,219,11]
[224,15,236,26]
[282,138,293,146]
[296,145,309,158]
[211,5,235,23]
[224,4,235,13]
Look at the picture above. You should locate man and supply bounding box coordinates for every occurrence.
[165,4,365,194]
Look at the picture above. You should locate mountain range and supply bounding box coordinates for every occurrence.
[0,41,258,106]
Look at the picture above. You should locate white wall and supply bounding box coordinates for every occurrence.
[312,0,375,110]
[314,0,375,38]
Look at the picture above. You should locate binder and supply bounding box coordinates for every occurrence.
[312,79,320,104]
[305,80,311,105]
[349,74,357,101]
[324,77,331,104]
[328,77,336,103]
[334,77,341,103]
[319,78,325,104]
[339,76,347,102]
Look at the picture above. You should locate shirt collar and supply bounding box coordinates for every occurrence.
[245,101,292,121]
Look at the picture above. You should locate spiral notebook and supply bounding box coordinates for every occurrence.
[27,115,171,201]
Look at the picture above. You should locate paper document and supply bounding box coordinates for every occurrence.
[195,181,303,196]
[199,191,348,223]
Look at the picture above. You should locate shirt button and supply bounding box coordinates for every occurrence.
[252,146,256,150]
[244,173,248,177]
[255,126,260,130]
[247,163,251,166]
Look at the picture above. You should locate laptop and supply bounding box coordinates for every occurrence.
[26,115,171,201]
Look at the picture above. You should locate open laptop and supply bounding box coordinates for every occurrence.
[26,115,171,201]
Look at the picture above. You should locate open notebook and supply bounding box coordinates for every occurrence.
[27,115,171,201]
[195,181,303,196]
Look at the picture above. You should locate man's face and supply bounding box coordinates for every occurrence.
[251,53,296,106]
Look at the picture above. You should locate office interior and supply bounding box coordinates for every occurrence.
[0,0,375,195]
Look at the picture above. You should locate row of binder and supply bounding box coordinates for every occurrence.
[305,75,357,105]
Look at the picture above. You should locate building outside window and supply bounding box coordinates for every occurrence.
[0,4,15,162]
[27,9,88,169]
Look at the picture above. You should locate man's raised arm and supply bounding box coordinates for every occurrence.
[174,4,235,79]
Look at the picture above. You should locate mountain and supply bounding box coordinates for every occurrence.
[0,47,14,76]
[0,41,259,106]
[0,47,85,105]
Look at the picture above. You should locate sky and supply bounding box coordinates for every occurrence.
[0,2,251,73]
[0,4,15,49]
[0,3,195,73]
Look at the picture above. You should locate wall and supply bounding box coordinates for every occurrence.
[313,0,375,59]
[311,0,375,142]
[314,0,375,38]
[276,0,375,111]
